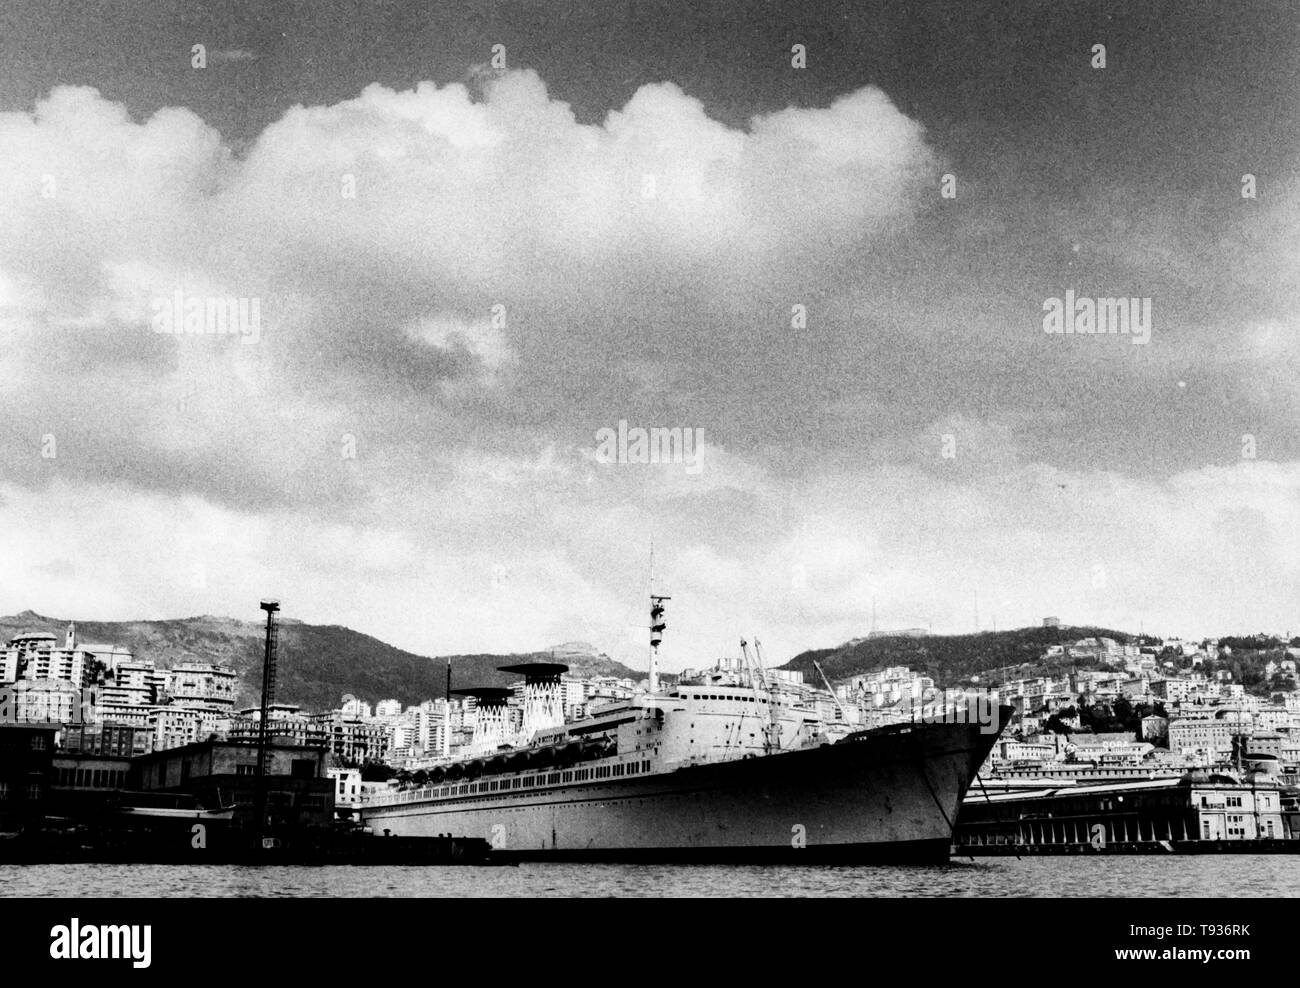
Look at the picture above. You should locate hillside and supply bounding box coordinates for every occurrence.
[0,612,642,711]
[3,611,1170,710]
[780,625,1141,688]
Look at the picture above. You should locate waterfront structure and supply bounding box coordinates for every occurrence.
[0,723,56,831]
[62,723,145,758]
[134,739,334,827]
[956,775,1297,852]
[978,763,1187,786]
[328,767,363,807]
[50,754,132,794]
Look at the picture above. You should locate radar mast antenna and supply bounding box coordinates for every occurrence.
[648,541,670,695]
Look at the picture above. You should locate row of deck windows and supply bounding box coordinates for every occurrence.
[384,760,655,804]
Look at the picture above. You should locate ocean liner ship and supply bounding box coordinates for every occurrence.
[360,596,1009,862]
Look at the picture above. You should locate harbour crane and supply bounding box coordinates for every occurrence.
[813,659,849,723]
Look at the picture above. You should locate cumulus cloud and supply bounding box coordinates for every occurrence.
[4,453,1297,664]
[1,72,1297,661]
[0,72,938,501]
[406,313,516,386]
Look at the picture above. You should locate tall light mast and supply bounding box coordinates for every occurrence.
[254,599,279,839]
[442,657,451,758]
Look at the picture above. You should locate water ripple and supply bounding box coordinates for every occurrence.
[1,856,1297,897]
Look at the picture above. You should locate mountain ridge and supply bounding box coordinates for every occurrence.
[2,611,1155,709]
[0,613,643,710]
[780,624,1142,687]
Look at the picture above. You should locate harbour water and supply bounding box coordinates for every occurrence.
[2,856,1297,897]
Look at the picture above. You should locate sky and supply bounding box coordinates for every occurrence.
[1,0,1298,671]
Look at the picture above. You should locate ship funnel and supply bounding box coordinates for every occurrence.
[453,688,515,753]
[499,663,568,740]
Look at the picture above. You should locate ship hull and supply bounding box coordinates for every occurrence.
[362,715,1005,863]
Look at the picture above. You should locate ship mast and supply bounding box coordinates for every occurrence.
[740,638,782,754]
[650,594,670,694]
[754,639,782,751]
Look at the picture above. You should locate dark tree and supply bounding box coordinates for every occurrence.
[360,761,396,782]
[1113,695,1133,725]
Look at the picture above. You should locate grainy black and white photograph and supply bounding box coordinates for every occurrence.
[1,0,1298,949]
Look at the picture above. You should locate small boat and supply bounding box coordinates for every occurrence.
[116,805,236,821]
[111,791,236,821]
